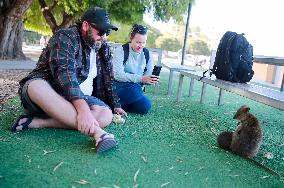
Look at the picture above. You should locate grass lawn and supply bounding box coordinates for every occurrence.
[0,72,283,188]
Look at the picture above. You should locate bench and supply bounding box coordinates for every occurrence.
[161,51,215,96]
[176,70,284,110]
[161,62,196,95]
[253,55,284,91]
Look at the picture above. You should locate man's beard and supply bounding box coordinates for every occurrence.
[84,28,102,52]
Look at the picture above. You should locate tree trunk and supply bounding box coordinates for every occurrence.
[181,3,192,65]
[0,0,33,60]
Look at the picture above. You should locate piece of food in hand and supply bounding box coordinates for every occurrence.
[112,114,125,124]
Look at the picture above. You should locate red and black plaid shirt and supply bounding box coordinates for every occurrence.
[19,25,121,109]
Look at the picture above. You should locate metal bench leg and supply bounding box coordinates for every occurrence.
[167,69,174,95]
[200,82,207,104]
[281,73,284,92]
[154,83,160,94]
[176,73,184,102]
[188,78,194,97]
[218,88,224,105]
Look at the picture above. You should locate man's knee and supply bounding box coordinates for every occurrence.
[27,79,53,98]
[91,106,113,128]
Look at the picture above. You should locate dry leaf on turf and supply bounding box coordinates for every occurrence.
[133,168,140,183]
[141,155,147,163]
[53,162,63,172]
[75,179,90,185]
[43,150,56,155]
[161,182,170,187]
[263,152,274,159]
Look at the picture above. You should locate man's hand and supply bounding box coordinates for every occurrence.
[77,110,100,136]
[73,99,99,136]
[141,75,160,85]
[114,108,127,116]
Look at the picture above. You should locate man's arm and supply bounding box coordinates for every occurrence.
[48,32,85,101]
[98,42,121,109]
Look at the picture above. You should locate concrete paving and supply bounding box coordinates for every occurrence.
[0,60,36,70]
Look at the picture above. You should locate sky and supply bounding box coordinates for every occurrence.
[145,0,284,56]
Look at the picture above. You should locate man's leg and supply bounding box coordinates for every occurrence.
[90,105,113,128]
[16,79,112,131]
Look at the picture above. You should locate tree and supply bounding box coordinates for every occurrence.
[188,38,210,56]
[24,0,147,35]
[156,36,182,53]
[25,0,194,35]
[0,0,33,59]
[0,0,194,59]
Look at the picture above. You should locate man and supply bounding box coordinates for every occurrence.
[11,7,126,153]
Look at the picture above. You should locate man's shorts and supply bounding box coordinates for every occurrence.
[19,78,109,118]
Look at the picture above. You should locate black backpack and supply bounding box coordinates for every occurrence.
[122,43,150,73]
[209,31,254,83]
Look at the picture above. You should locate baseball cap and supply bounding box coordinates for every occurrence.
[81,7,118,33]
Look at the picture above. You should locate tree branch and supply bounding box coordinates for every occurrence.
[38,0,58,33]
[49,0,56,11]
[59,11,74,28]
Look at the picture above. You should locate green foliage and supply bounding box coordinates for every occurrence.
[24,0,195,35]
[23,30,41,44]
[146,29,160,48]
[107,22,160,48]
[187,38,210,56]
[156,36,182,52]
[107,23,132,44]
[24,1,52,35]
[24,0,111,35]
[107,0,145,24]
[150,0,193,22]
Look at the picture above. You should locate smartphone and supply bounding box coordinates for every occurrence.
[152,65,162,76]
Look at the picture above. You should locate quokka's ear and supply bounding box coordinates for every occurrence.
[242,105,250,113]
[238,105,250,114]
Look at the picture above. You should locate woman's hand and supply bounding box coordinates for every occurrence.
[141,75,160,84]
[114,108,127,116]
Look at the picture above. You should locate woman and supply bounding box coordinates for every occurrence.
[112,24,159,114]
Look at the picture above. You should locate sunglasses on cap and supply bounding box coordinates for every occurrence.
[88,22,108,36]
[131,25,148,34]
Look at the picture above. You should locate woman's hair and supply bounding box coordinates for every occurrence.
[130,24,148,39]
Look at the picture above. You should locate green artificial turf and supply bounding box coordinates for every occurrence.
[0,72,283,188]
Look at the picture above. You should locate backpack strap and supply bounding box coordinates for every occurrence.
[122,43,150,74]
[143,48,150,73]
[225,32,238,64]
[122,43,130,65]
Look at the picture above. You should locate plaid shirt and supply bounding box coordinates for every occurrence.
[19,25,121,109]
